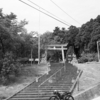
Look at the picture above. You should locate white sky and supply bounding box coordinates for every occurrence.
[0,0,100,34]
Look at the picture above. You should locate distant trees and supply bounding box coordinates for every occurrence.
[0,7,100,84]
[76,15,100,53]
[41,15,100,60]
[0,9,39,60]
[40,26,80,60]
[0,9,39,84]
[1,9,100,60]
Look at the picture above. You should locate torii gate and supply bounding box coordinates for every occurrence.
[45,43,68,63]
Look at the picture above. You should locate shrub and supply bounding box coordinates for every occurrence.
[0,52,23,85]
[17,57,30,64]
[86,53,94,62]
[78,53,98,63]
[78,56,88,63]
[92,53,98,61]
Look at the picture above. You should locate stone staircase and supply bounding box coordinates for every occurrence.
[6,63,78,100]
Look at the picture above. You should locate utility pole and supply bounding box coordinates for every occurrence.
[31,49,33,65]
[38,32,40,64]
[38,7,40,64]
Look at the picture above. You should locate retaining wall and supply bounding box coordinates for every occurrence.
[74,82,100,100]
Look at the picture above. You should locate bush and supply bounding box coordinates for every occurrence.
[78,56,88,63]
[78,53,93,63]
[78,53,98,63]
[0,52,23,85]
[92,53,98,61]
[17,57,30,64]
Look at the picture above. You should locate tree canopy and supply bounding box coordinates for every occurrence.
[40,15,100,59]
[0,8,100,61]
[0,8,100,84]
[0,9,39,60]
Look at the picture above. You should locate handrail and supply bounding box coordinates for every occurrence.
[5,63,65,100]
[70,70,83,94]
[38,65,65,87]
[5,73,46,100]
[74,81,100,98]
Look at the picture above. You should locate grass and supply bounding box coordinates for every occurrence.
[0,64,37,99]
[0,63,63,100]
[0,64,48,99]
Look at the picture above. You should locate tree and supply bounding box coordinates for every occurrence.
[52,27,67,44]
[76,15,100,53]
[0,9,17,57]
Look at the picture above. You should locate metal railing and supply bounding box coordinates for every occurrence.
[5,63,65,100]
[74,81,100,100]
[38,65,65,87]
[5,73,46,100]
[70,69,83,94]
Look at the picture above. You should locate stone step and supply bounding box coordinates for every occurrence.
[18,92,52,95]
[24,86,70,90]
[24,88,70,91]
[10,97,49,100]
[21,89,69,94]
[13,94,52,98]
[8,63,78,100]
[26,85,71,89]
[38,84,72,87]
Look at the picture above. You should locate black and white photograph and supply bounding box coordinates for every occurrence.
[0,0,100,100]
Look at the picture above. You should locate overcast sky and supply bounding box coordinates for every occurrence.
[0,0,100,34]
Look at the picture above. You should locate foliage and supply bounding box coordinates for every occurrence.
[76,15,100,53]
[34,15,100,61]
[78,53,97,63]
[16,57,30,64]
[67,26,79,46]
[0,9,39,61]
[78,56,88,63]
[0,9,39,84]
[0,52,23,85]
[92,53,98,62]
[1,8,100,83]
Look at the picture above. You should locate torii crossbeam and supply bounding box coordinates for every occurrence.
[45,43,68,63]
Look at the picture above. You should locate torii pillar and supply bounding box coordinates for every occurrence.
[61,46,65,63]
[46,44,68,63]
